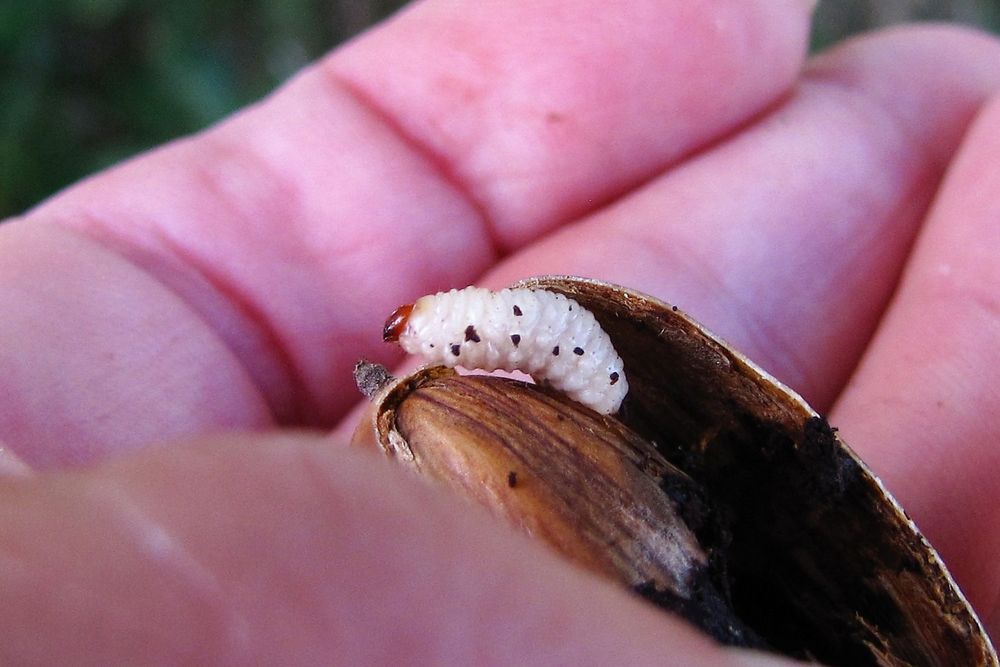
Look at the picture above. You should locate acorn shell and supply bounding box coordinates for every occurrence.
[514,276,996,666]
[360,275,997,666]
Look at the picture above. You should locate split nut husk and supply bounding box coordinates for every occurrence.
[353,276,997,667]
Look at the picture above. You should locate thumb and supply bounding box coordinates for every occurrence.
[0,432,792,666]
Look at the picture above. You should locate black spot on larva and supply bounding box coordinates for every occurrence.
[671,305,678,312]
[568,305,573,311]
[464,325,481,343]
[573,347,584,356]
[507,471,518,488]
[610,372,619,385]
[512,305,522,316]
[450,343,461,356]
[429,343,434,348]
[552,346,560,356]
[510,334,521,347]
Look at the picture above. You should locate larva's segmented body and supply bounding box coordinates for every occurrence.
[383,287,628,415]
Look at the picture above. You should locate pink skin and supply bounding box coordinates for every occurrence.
[1,0,999,661]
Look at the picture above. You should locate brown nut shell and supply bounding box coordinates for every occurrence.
[355,276,997,666]
[354,363,764,647]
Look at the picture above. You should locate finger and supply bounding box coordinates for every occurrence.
[328,0,814,248]
[830,93,1000,637]
[17,1,812,442]
[484,26,1000,409]
[0,222,273,469]
[0,431,797,666]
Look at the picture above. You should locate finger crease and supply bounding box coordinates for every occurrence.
[319,64,505,261]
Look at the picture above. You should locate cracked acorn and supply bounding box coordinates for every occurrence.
[353,275,997,666]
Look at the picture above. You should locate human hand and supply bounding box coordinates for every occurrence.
[2,1,999,663]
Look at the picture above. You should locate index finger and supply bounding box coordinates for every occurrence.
[4,1,813,465]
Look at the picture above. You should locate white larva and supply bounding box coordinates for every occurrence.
[383,286,628,415]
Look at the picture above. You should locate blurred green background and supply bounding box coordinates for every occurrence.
[2,0,998,219]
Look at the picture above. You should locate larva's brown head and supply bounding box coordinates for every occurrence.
[383,303,414,342]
